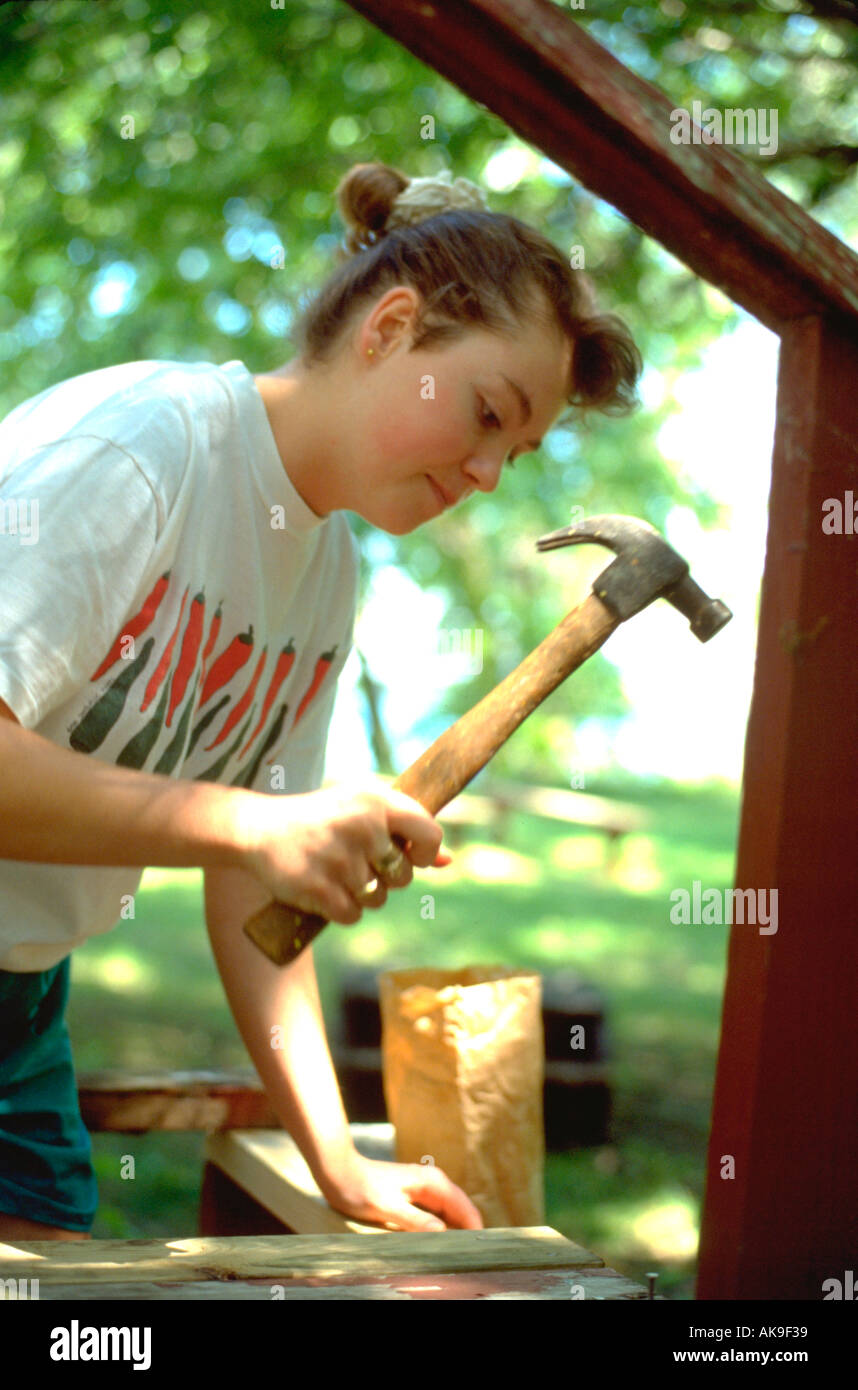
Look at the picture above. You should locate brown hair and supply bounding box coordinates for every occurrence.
[292,162,643,424]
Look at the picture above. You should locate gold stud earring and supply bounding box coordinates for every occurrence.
[367,348,374,356]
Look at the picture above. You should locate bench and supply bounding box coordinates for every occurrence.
[375,774,651,867]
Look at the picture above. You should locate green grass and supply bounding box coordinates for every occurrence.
[66,774,740,1300]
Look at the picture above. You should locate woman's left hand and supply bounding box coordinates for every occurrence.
[319,1152,483,1231]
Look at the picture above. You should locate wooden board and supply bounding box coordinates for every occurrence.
[32,1267,649,1300]
[2,1228,610,1285]
[77,1069,278,1133]
[2,1229,648,1299]
[204,1126,396,1235]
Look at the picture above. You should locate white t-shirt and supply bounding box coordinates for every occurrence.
[0,358,360,971]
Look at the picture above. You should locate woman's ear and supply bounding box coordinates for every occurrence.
[362,286,422,359]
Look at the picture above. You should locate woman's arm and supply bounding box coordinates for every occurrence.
[0,703,256,870]
[0,705,444,927]
[203,858,483,1232]
[203,861,361,1198]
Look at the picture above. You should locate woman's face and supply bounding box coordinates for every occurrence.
[340,286,574,535]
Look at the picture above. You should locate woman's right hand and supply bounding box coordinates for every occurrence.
[242,781,445,925]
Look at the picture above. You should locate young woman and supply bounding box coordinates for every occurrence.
[0,161,641,1240]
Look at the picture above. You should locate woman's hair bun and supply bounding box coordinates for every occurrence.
[297,162,643,421]
[335,162,410,255]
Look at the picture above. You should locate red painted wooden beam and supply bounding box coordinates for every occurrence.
[341,0,858,334]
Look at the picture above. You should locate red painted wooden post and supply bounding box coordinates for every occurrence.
[696,316,858,1299]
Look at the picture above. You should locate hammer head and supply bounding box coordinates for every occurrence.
[535,514,732,642]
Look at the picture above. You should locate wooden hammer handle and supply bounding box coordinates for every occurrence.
[243,592,618,965]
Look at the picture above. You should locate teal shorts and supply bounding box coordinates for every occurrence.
[0,957,98,1232]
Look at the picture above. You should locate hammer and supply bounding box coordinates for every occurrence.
[243,514,731,966]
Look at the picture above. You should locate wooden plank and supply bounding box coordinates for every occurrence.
[0,1228,604,1285]
[34,1281,412,1300]
[696,316,858,1300]
[375,775,649,833]
[77,1070,280,1132]
[34,1268,648,1300]
[484,779,649,832]
[203,1129,392,1235]
[342,0,858,335]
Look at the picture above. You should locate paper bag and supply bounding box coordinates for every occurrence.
[379,965,544,1227]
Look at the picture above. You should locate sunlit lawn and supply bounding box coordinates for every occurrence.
[67,775,739,1300]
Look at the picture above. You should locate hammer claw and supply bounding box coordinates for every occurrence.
[535,513,732,641]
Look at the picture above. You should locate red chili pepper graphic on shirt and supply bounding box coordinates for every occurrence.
[90,571,171,682]
[290,644,338,730]
[238,638,295,758]
[166,592,205,727]
[140,585,189,713]
[198,623,254,706]
[195,599,223,707]
[204,646,267,751]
